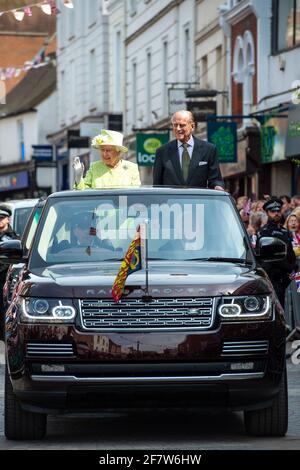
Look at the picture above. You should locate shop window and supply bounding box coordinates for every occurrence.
[17,119,25,161]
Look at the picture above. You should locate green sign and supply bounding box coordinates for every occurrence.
[260,114,287,163]
[288,120,300,137]
[261,126,276,163]
[136,133,169,166]
[207,122,237,163]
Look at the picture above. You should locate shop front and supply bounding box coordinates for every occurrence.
[285,104,300,196]
[0,162,35,201]
[220,125,260,199]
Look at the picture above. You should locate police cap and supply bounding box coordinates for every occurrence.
[0,205,12,218]
[262,198,283,213]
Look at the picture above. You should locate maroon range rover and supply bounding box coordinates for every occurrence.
[1,188,288,440]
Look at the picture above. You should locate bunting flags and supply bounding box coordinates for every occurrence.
[24,7,33,17]
[0,57,55,81]
[112,226,142,302]
[0,1,70,19]
[0,1,109,20]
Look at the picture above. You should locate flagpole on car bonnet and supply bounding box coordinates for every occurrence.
[141,219,151,301]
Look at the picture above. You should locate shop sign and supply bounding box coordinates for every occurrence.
[207,121,237,163]
[0,171,28,192]
[187,101,217,122]
[32,145,53,161]
[136,133,170,166]
[261,114,288,163]
[168,88,186,115]
[285,105,300,158]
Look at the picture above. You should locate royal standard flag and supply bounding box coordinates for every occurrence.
[112,226,142,302]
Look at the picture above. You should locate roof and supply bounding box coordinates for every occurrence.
[0,5,56,93]
[5,198,39,209]
[49,187,230,199]
[0,61,56,118]
[0,36,46,94]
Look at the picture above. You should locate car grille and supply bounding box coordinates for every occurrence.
[26,343,74,358]
[80,297,215,330]
[222,340,269,356]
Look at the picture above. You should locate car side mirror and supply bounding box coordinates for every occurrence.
[0,239,24,264]
[256,236,287,262]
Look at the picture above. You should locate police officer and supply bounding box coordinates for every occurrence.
[0,205,19,339]
[257,197,296,307]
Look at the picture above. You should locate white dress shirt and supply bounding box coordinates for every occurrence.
[177,136,194,168]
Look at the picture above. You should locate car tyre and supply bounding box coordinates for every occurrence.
[244,366,288,437]
[4,365,47,440]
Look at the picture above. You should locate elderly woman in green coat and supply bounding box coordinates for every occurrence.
[73,129,141,189]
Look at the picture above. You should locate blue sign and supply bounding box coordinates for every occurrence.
[207,121,237,163]
[0,171,29,192]
[32,145,53,161]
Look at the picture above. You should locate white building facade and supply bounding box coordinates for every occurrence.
[195,0,227,132]
[124,0,196,182]
[219,0,300,196]
[0,64,57,198]
[52,0,125,189]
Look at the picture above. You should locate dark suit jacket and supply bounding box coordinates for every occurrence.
[153,137,224,188]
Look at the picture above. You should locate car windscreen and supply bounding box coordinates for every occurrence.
[13,206,35,237]
[29,194,248,269]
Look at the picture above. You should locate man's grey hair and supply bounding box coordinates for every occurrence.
[171,110,195,125]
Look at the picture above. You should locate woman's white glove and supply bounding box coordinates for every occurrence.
[72,157,84,184]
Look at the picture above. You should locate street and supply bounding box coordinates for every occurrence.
[0,341,299,450]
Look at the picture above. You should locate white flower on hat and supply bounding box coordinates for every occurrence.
[91,134,109,149]
[91,129,128,153]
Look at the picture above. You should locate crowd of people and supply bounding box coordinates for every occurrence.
[236,194,300,307]
[236,194,300,257]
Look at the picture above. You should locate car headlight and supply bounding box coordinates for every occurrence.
[20,298,76,323]
[218,295,272,320]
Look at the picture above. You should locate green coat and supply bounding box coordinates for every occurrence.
[75,160,141,189]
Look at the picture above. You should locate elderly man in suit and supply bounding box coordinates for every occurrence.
[153,110,224,189]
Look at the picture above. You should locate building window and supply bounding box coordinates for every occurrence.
[88,0,96,26]
[114,29,122,112]
[67,4,75,39]
[58,11,65,49]
[273,0,300,52]
[89,50,96,109]
[132,62,137,125]
[146,51,151,124]
[162,40,168,115]
[60,70,65,124]
[201,55,208,88]
[70,60,76,117]
[17,119,25,161]
[232,31,255,117]
[128,0,137,16]
[184,27,191,82]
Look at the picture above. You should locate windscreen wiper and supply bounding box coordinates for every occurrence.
[188,257,250,264]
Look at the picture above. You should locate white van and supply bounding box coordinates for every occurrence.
[3,199,39,237]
